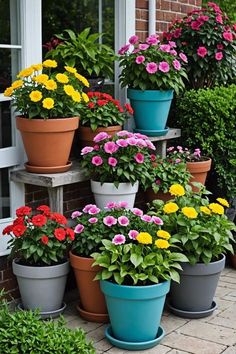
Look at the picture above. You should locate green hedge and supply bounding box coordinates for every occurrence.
[175,85,236,199]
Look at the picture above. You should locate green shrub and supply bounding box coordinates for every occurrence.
[175,84,236,199]
[0,293,95,354]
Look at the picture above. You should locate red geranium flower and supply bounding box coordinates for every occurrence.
[66,227,75,241]
[88,102,95,109]
[2,225,13,235]
[50,213,67,225]
[124,103,134,115]
[97,99,108,106]
[32,214,47,227]
[13,217,25,225]
[41,235,49,245]
[54,228,66,241]
[12,224,27,237]
[36,205,51,216]
[16,206,32,217]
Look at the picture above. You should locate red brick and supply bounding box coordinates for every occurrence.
[164,11,177,22]
[136,0,148,9]
[171,2,181,12]
[140,10,148,20]
[157,11,165,21]
[195,0,202,6]
[136,31,148,41]
[1,268,14,281]
[160,0,171,11]
[136,9,141,19]
[136,20,148,31]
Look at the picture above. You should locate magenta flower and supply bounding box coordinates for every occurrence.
[105,202,117,209]
[217,44,224,50]
[136,139,147,148]
[108,157,118,167]
[93,132,110,143]
[93,144,99,151]
[116,139,128,147]
[173,59,181,71]
[103,215,117,227]
[155,179,161,185]
[141,214,152,222]
[131,208,143,216]
[159,44,171,52]
[139,43,149,50]
[128,230,139,240]
[112,234,126,245]
[88,217,98,223]
[170,49,177,56]
[173,28,182,39]
[197,46,208,58]
[179,53,188,63]
[88,206,100,215]
[169,41,176,48]
[152,216,163,225]
[136,55,145,64]
[194,148,201,157]
[92,155,103,166]
[134,133,148,139]
[145,140,156,150]
[81,146,93,155]
[118,201,128,208]
[127,137,137,146]
[118,44,130,55]
[104,141,119,154]
[82,204,96,213]
[146,36,158,45]
[71,211,82,219]
[74,224,84,234]
[118,216,129,226]
[134,152,145,164]
[129,35,139,45]
[116,130,129,137]
[159,61,170,73]
[216,15,223,24]
[146,62,158,74]
[215,52,223,61]
[191,21,201,31]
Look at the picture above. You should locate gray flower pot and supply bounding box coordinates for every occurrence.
[169,254,225,317]
[13,259,70,314]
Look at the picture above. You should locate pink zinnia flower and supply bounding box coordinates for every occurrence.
[179,53,188,63]
[74,224,84,234]
[93,132,110,143]
[152,216,164,225]
[136,139,147,148]
[146,62,158,74]
[116,130,129,137]
[71,211,82,219]
[128,230,139,240]
[118,201,128,208]
[173,59,181,71]
[127,137,137,146]
[200,15,209,22]
[131,208,143,216]
[215,52,223,61]
[104,141,119,154]
[191,21,201,31]
[139,43,149,50]
[145,139,156,150]
[92,155,103,166]
[169,41,176,48]
[83,204,96,213]
[118,216,129,226]
[112,234,126,245]
[118,44,130,55]
[223,32,233,42]
[216,15,223,24]
[88,206,100,215]
[81,146,93,155]
[217,44,224,50]
[134,133,148,139]
[136,55,145,64]
[88,217,98,223]
[108,157,118,167]
[173,28,182,38]
[129,35,139,45]
[116,139,128,147]
[170,49,177,56]
[159,44,171,52]
[167,146,174,152]
[141,214,152,222]
[93,144,99,151]
[146,36,158,45]
[103,215,117,227]
[197,46,208,58]
[159,61,170,73]
[134,152,144,164]
[105,202,118,209]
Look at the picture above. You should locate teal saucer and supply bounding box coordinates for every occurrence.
[105,325,165,350]
[134,128,169,137]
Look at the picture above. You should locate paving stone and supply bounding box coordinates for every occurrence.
[215,286,232,298]
[163,332,226,354]
[86,324,107,342]
[167,350,192,354]
[220,276,236,284]
[93,338,113,351]
[207,315,236,330]
[106,344,171,354]
[216,303,236,320]
[179,321,236,346]
[221,346,236,354]
[218,281,236,290]
[66,317,103,333]
[161,315,188,334]
[221,268,232,275]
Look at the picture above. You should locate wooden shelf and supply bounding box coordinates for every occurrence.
[149,128,181,142]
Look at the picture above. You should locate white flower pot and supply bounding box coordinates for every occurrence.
[90,180,139,209]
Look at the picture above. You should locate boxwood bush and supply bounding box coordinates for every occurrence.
[175,84,236,201]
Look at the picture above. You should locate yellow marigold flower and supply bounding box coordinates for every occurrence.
[163,202,179,214]
[169,184,185,197]
[75,73,89,87]
[200,206,211,215]
[11,80,23,89]
[42,98,54,109]
[45,80,57,91]
[3,87,13,97]
[136,232,152,244]
[33,74,49,84]
[56,73,69,84]
[64,85,75,96]
[17,67,33,78]
[82,92,89,103]
[156,230,171,240]
[65,66,77,73]
[155,239,170,249]
[216,198,229,208]
[182,207,198,219]
[31,63,43,71]
[29,90,42,102]
[43,59,57,68]
[72,91,81,102]
[209,203,224,215]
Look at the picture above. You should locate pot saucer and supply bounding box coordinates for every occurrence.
[24,161,72,174]
[76,304,109,323]
[167,300,217,319]
[105,325,165,350]
[134,128,169,137]
[17,302,67,319]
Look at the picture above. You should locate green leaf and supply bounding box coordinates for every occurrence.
[130,253,143,267]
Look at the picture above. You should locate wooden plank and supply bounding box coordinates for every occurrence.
[149,128,181,142]
[48,187,63,213]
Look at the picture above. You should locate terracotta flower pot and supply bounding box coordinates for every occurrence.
[69,251,109,322]
[146,188,172,203]
[16,116,79,173]
[186,158,212,192]
[78,125,122,148]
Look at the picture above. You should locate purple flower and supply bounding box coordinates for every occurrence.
[179,53,188,63]
[129,35,139,45]
[112,234,126,245]
[134,152,145,164]
[118,201,128,208]
[127,137,137,146]
[93,132,110,143]
[71,211,82,219]
[141,214,152,222]
[88,206,100,215]
[128,230,139,240]
[92,156,103,166]
[116,130,130,137]
[159,61,170,73]
[104,141,119,154]
[131,208,143,216]
[83,204,96,213]
[173,59,181,71]
[175,158,181,164]
[146,62,158,74]
[152,216,163,225]
[139,43,149,50]
[103,215,117,227]
[159,44,171,52]
[118,44,130,55]
[136,55,145,64]
[194,148,201,158]
[81,146,94,155]
[74,224,84,234]
[118,216,129,226]
[146,36,158,45]
[88,217,98,223]
[116,139,128,147]
[105,202,118,209]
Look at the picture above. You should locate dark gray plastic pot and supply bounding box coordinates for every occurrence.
[169,254,225,316]
[13,259,70,314]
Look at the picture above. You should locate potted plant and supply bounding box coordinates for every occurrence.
[167,146,212,192]
[149,185,235,318]
[2,205,74,318]
[45,28,116,89]
[163,2,236,89]
[4,60,89,173]
[146,154,191,202]
[81,130,155,208]
[119,34,188,136]
[91,205,188,350]
[78,91,133,147]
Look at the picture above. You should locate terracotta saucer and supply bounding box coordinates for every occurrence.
[24,161,72,174]
[76,304,109,323]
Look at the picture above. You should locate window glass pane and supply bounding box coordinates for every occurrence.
[0,168,10,218]
[0,48,20,92]
[0,101,12,148]
[0,0,19,45]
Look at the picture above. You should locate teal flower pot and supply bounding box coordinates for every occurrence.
[100,280,170,343]
[127,88,174,135]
